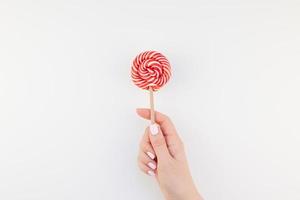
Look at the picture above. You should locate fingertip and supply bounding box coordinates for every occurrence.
[147,170,156,176]
[136,108,141,116]
[146,151,156,160]
[136,108,150,118]
[149,123,159,136]
[136,108,144,114]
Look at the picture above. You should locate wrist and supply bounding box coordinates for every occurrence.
[183,186,203,200]
[165,184,203,200]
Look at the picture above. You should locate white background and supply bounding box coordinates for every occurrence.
[1,1,300,200]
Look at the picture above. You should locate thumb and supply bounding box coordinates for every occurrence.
[148,123,170,160]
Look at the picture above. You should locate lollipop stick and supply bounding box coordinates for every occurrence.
[149,87,155,124]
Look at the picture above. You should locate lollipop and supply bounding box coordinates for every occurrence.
[131,51,171,124]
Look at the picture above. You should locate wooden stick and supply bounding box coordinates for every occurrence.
[149,87,155,124]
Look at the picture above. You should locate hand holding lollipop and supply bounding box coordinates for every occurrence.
[133,52,203,199]
[131,51,171,124]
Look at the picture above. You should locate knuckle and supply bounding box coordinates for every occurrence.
[166,115,171,121]
[144,127,149,134]
[139,141,147,149]
[137,154,142,162]
[164,115,172,123]
[171,144,183,155]
[138,162,144,171]
[143,168,149,174]
[139,141,143,148]
[138,160,143,167]
[137,151,145,161]
[178,139,184,148]
[140,143,148,151]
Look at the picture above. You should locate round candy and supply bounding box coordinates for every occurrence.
[131,51,171,91]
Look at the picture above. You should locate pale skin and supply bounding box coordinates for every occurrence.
[136,108,204,200]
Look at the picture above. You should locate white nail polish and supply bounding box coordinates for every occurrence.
[148,170,155,176]
[146,152,155,160]
[148,162,156,170]
[149,124,159,135]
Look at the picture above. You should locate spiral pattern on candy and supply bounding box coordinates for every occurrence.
[131,51,171,91]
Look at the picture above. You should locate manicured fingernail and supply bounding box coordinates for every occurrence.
[149,124,159,135]
[147,162,156,170]
[146,151,155,160]
[147,170,155,176]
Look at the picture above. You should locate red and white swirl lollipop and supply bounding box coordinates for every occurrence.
[131,51,171,124]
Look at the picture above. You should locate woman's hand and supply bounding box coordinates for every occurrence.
[136,108,203,200]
